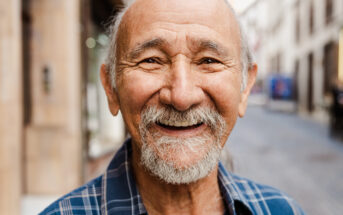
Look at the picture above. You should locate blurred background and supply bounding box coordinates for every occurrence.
[0,0,343,214]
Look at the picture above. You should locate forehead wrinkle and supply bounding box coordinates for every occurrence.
[127,38,169,60]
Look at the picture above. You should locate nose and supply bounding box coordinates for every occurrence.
[159,57,204,111]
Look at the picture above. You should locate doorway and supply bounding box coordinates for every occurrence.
[323,41,339,95]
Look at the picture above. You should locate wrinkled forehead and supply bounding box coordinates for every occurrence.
[117,0,241,51]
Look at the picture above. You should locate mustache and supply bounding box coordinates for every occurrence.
[140,105,226,132]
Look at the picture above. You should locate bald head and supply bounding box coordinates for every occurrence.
[105,0,253,90]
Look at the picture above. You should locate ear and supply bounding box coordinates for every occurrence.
[238,63,258,118]
[100,64,120,116]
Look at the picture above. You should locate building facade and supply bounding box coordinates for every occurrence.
[1,0,123,214]
[239,0,343,119]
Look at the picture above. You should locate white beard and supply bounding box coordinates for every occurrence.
[139,106,226,184]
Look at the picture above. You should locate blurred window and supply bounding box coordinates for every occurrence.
[309,1,314,35]
[295,3,300,43]
[325,0,333,24]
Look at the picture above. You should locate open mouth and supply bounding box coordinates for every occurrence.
[156,122,204,130]
[154,118,206,137]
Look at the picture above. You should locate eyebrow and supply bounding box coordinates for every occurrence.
[127,38,230,60]
[194,39,229,57]
[128,38,167,60]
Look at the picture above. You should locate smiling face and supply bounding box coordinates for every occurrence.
[101,0,257,183]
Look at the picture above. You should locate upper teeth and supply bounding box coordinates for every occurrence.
[158,119,200,127]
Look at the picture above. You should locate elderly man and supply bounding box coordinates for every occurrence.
[41,0,305,214]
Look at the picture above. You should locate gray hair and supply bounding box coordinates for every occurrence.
[105,0,253,91]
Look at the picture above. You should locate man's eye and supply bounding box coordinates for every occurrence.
[140,58,160,64]
[199,58,221,64]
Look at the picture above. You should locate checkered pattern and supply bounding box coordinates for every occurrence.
[40,139,305,215]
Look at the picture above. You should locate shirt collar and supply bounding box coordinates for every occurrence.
[218,162,253,215]
[101,139,252,215]
[101,139,147,215]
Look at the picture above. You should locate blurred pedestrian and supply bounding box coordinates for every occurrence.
[330,80,343,139]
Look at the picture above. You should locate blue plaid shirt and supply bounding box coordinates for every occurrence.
[40,139,305,215]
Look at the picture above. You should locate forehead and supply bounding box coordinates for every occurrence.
[118,0,241,51]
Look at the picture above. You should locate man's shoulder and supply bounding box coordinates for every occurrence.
[227,173,305,215]
[39,176,103,215]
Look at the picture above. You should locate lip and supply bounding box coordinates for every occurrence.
[153,122,207,138]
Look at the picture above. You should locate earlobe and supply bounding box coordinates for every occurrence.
[100,64,120,116]
[238,63,258,118]
[238,100,247,118]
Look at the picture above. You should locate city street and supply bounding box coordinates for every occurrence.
[22,105,343,215]
[225,105,343,215]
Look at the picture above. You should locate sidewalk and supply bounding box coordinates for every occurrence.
[226,105,343,215]
[22,150,116,214]
[22,196,58,215]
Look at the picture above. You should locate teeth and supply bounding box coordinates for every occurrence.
[158,119,201,127]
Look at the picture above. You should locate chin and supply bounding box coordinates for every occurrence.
[155,141,210,169]
[140,135,222,184]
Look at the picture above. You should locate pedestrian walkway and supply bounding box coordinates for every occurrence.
[225,106,343,215]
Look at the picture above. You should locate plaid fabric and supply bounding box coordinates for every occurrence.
[40,139,305,215]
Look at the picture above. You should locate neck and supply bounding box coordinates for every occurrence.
[131,146,226,215]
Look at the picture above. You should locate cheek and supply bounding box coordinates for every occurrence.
[202,72,242,141]
[120,72,163,109]
[117,71,164,131]
[203,73,242,115]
